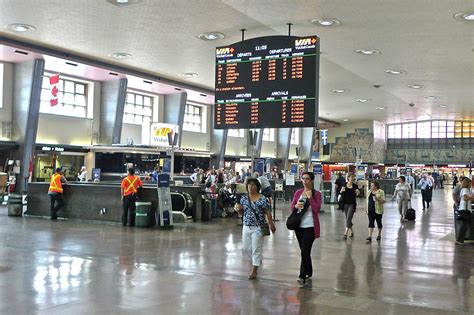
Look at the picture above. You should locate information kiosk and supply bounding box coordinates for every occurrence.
[157,173,173,229]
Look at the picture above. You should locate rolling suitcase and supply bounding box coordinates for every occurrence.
[406,201,416,221]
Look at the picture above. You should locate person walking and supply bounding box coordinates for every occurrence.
[392,176,412,222]
[418,174,433,210]
[120,168,143,227]
[366,181,385,242]
[289,172,322,285]
[234,178,276,280]
[456,178,474,244]
[340,173,360,239]
[48,167,67,220]
[335,173,346,210]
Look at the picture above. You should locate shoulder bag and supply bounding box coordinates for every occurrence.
[248,196,271,236]
[286,190,313,230]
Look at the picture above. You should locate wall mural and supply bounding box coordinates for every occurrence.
[386,149,474,164]
[330,128,386,164]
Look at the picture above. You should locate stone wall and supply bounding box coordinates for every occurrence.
[386,149,473,164]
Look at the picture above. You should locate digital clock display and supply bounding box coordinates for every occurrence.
[214,35,319,129]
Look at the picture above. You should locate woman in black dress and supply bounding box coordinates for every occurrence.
[340,173,360,239]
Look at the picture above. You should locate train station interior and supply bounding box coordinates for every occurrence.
[0,1,473,314]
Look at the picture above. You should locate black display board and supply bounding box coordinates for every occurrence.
[214,35,319,129]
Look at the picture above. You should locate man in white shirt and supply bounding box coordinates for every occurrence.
[405,172,415,190]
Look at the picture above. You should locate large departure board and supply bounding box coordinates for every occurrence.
[214,35,319,129]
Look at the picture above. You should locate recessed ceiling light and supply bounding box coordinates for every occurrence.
[198,32,225,41]
[424,95,437,100]
[180,72,198,78]
[356,99,370,103]
[355,49,381,55]
[8,23,36,32]
[454,13,474,21]
[332,89,348,93]
[375,107,385,110]
[439,105,447,108]
[407,84,424,89]
[106,0,140,5]
[111,52,132,59]
[343,119,349,122]
[311,18,342,26]
[385,69,406,75]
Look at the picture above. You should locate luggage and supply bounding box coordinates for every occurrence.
[406,208,416,221]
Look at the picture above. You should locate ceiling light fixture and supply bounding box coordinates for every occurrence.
[311,18,342,26]
[343,119,349,122]
[198,32,225,41]
[385,69,406,75]
[355,49,381,55]
[424,95,437,100]
[356,99,370,103]
[375,107,385,110]
[106,0,141,5]
[407,84,424,89]
[180,72,198,78]
[454,12,474,21]
[8,23,36,32]
[439,105,447,108]
[111,52,132,59]
[332,89,348,93]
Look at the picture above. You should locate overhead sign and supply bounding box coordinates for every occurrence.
[214,35,320,129]
[150,123,179,147]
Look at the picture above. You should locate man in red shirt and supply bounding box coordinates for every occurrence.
[120,168,143,226]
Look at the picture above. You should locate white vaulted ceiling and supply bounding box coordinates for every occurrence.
[0,0,473,124]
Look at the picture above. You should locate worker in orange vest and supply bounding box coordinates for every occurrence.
[48,167,67,220]
[121,168,143,226]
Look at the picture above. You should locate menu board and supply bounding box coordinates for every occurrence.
[214,35,319,129]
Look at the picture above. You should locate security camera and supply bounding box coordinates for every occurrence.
[409,103,415,107]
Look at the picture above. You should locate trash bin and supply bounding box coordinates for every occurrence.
[8,193,23,216]
[322,190,331,204]
[135,201,152,227]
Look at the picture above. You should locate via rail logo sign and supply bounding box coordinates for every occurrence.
[151,123,178,147]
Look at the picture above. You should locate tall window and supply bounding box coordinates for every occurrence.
[291,128,300,145]
[228,129,245,138]
[0,63,3,109]
[123,92,153,125]
[183,104,203,133]
[40,75,87,117]
[263,128,275,142]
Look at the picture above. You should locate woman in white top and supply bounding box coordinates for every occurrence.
[456,178,474,244]
[392,176,412,222]
[77,166,87,182]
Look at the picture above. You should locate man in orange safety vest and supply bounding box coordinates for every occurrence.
[121,168,143,226]
[48,167,67,220]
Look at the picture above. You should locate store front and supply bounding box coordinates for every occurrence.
[34,144,89,182]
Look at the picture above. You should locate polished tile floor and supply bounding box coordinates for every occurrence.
[0,188,473,314]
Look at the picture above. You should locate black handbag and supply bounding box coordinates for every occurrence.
[286,192,312,230]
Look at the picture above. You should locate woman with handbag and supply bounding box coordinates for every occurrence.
[289,172,322,285]
[366,181,385,242]
[456,178,474,244]
[340,173,360,239]
[234,178,276,279]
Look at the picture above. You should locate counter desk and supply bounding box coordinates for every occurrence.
[26,182,205,223]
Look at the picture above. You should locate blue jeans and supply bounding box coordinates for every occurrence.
[210,199,217,218]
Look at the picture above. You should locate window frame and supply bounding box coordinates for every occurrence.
[40,73,89,118]
[183,103,206,133]
[123,91,154,125]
